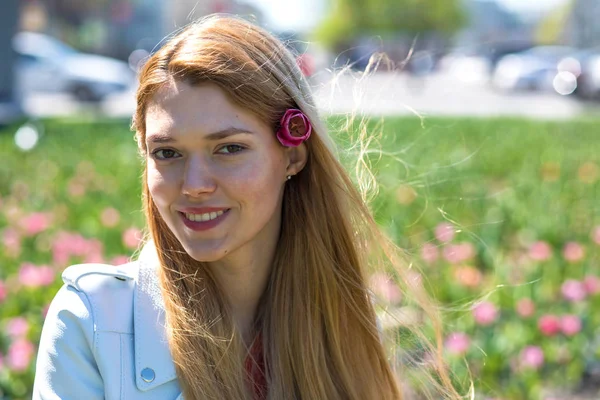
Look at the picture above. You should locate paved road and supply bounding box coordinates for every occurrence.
[311,71,597,120]
[18,72,600,120]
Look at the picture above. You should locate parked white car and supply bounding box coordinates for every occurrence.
[492,46,576,92]
[13,32,135,102]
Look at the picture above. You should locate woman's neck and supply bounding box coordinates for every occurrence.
[208,241,276,346]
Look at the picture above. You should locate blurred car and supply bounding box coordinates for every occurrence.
[569,49,600,100]
[492,46,577,92]
[438,52,492,83]
[13,32,134,102]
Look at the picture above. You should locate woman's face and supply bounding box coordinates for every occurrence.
[145,81,289,263]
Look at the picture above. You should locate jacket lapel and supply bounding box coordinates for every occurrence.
[133,242,179,391]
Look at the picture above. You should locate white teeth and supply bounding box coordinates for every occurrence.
[184,210,224,222]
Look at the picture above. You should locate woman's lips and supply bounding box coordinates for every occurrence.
[179,209,230,232]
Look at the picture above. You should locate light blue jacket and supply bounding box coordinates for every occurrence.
[33,245,183,399]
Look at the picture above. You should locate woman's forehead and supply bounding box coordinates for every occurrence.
[145,81,267,140]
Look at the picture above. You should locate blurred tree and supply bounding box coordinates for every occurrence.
[0,0,20,124]
[535,0,574,45]
[315,0,466,50]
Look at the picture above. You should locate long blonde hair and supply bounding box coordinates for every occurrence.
[133,14,462,400]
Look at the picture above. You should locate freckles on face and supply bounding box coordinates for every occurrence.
[143,80,288,262]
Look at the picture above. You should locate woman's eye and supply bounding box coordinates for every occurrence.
[217,144,245,155]
[152,149,180,160]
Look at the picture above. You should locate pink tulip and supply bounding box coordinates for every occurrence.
[370,273,402,304]
[0,352,4,370]
[591,226,600,245]
[84,238,104,263]
[52,232,105,265]
[563,242,585,263]
[434,223,455,243]
[520,346,544,370]
[18,263,55,288]
[538,314,561,336]
[52,231,83,264]
[443,242,475,264]
[454,265,483,288]
[22,212,50,236]
[6,317,29,339]
[420,242,439,264]
[560,315,582,336]
[472,301,499,326]
[2,227,21,256]
[561,279,587,302]
[0,280,6,303]
[516,298,535,318]
[100,207,120,228]
[583,275,600,295]
[445,332,470,356]
[528,241,552,261]
[7,338,34,372]
[67,179,86,197]
[122,227,142,249]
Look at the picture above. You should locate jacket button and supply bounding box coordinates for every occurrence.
[141,368,155,383]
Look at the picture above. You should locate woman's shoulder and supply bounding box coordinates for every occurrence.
[58,261,139,334]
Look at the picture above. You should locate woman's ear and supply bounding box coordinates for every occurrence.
[285,143,308,177]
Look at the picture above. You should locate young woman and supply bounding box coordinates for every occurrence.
[33,14,461,400]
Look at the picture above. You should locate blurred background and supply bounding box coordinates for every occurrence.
[1,0,600,399]
[0,0,600,120]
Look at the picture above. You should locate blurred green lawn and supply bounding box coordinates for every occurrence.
[1,116,600,399]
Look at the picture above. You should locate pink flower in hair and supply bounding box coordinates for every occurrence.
[276,109,312,147]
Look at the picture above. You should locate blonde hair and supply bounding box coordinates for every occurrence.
[133,14,463,400]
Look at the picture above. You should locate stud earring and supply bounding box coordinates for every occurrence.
[286,175,292,180]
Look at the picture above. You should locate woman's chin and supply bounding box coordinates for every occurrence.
[182,243,229,263]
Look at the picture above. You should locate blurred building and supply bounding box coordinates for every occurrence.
[457,0,529,45]
[19,0,262,60]
[0,0,21,123]
[564,0,600,48]
[454,0,533,62]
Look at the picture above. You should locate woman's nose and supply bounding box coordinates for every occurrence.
[181,156,217,197]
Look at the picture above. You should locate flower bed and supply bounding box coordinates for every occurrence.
[1,116,600,399]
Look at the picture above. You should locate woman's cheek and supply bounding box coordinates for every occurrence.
[147,167,177,206]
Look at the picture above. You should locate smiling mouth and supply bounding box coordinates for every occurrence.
[181,209,230,222]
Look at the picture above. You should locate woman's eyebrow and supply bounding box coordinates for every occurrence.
[147,127,253,143]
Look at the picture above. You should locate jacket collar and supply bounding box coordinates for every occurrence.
[133,242,179,392]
